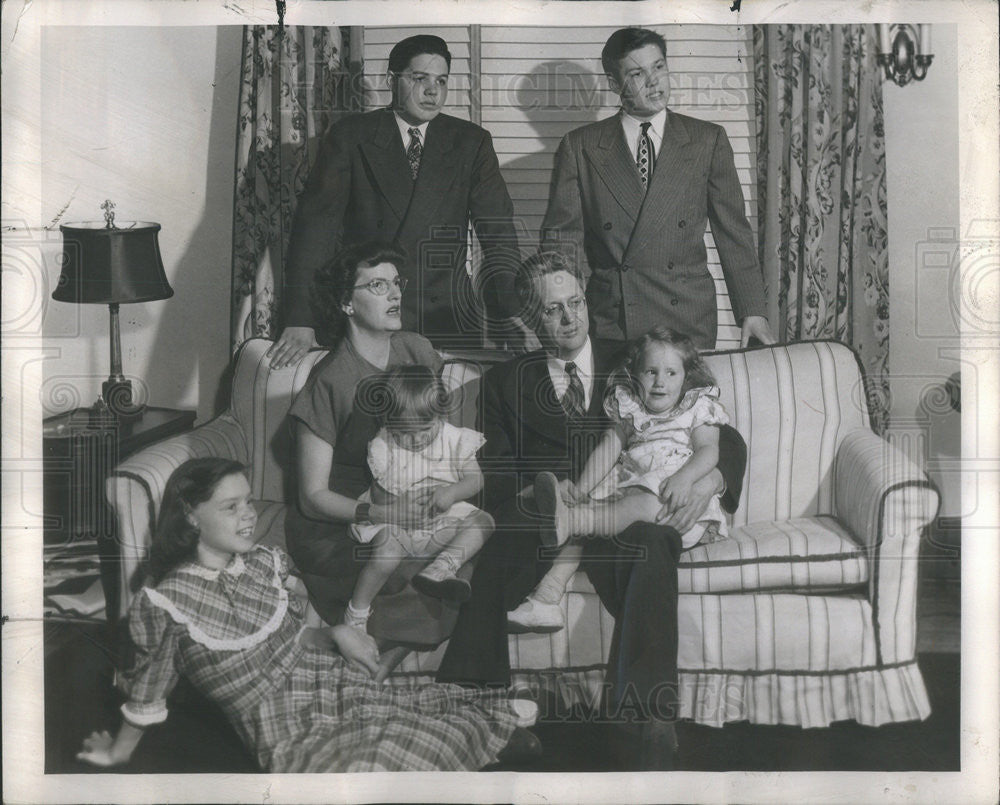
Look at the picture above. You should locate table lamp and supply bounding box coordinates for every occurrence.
[52,201,173,423]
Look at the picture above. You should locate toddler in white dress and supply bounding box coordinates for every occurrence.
[345,365,493,631]
[509,326,731,633]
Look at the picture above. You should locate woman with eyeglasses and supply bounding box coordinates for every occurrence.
[285,241,464,682]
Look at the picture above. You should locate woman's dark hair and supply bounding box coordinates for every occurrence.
[310,241,407,346]
[601,27,667,79]
[357,363,453,428]
[147,457,248,585]
[388,34,452,74]
[610,325,716,408]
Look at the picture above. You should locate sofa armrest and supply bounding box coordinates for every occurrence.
[834,428,940,664]
[106,414,249,620]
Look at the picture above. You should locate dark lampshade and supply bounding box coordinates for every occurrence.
[53,222,174,304]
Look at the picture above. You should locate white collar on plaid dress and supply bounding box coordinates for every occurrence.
[143,549,288,651]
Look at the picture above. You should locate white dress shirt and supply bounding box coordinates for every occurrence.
[620,107,666,161]
[546,337,595,412]
[394,114,430,150]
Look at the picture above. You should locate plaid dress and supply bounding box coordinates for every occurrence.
[121,546,517,771]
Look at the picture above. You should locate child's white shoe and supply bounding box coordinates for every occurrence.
[412,557,472,603]
[507,697,539,728]
[506,596,565,634]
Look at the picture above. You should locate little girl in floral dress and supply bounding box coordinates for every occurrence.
[77,458,537,771]
[509,326,731,633]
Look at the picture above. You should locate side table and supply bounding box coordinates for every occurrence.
[43,406,197,623]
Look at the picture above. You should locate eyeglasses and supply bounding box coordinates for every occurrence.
[541,296,587,320]
[392,71,449,90]
[352,276,407,296]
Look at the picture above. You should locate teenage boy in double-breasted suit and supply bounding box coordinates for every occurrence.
[541,27,775,352]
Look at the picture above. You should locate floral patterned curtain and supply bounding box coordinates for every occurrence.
[231,26,358,352]
[754,26,890,433]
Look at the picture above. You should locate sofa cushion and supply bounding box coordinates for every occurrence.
[677,516,868,594]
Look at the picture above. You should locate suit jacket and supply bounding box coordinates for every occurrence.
[541,111,766,349]
[479,341,746,515]
[283,109,520,348]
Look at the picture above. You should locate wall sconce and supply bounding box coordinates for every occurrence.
[877,24,933,86]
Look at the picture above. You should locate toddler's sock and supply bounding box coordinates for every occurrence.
[343,600,371,630]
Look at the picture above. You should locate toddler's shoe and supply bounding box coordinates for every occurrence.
[507,697,539,728]
[412,561,472,603]
[506,596,565,634]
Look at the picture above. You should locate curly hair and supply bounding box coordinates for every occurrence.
[147,457,248,585]
[513,250,587,326]
[310,241,408,347]
[609,325,716,408]
[355,363,453,428]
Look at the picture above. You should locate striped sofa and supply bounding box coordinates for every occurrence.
[109,338,937,728]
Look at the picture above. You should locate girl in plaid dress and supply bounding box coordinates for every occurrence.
[77,458,538,772]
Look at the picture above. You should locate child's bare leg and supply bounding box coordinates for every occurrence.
[579,488,662,538]
[507,539,580,634]
[533,543,584,604]
[348,526,406,625]
[433,509,493,568]
[535,473,662,543]
[412,510,493,602]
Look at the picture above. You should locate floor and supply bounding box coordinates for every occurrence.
[43,562,961,774]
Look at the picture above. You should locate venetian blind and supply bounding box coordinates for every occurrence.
[363,25,757,350]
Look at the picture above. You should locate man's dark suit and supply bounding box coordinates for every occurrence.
[436,343,747,723]
[283,108,520,347]
[541,111,766,349]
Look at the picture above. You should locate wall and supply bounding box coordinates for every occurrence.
[4,25,242,424]
[882,24,962,515]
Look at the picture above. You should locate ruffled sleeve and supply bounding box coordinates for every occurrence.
[366,429,392,486]
[452,426,487,462]
[689,386,730,428]
[603,385,644,430]
[119,588,180,727]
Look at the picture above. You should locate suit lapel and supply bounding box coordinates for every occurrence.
[624,111,694,263]
[586,115,644,223]
[518,353,569,439]
[396,115,459,248]
[358,109,414,222]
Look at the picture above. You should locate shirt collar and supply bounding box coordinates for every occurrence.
[547,337,594,385]
[180,553,247,581]
[394,113,430,148]
[620,107,667,146]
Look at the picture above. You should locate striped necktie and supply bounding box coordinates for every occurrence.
[636,121,656,190]
[562,361,586,419]
[406,127,423,180]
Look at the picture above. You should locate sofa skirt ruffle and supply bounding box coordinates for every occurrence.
[503,661,931,729]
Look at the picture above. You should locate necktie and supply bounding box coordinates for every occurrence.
[562,361,586,419]
[636,121,656,190]
[406,127,423,180]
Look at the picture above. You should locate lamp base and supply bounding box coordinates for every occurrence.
[86,379,145,427]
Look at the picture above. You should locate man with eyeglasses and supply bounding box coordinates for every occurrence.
[436,251,748,770]
[269,34,523,367]
[541,27,775,353]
